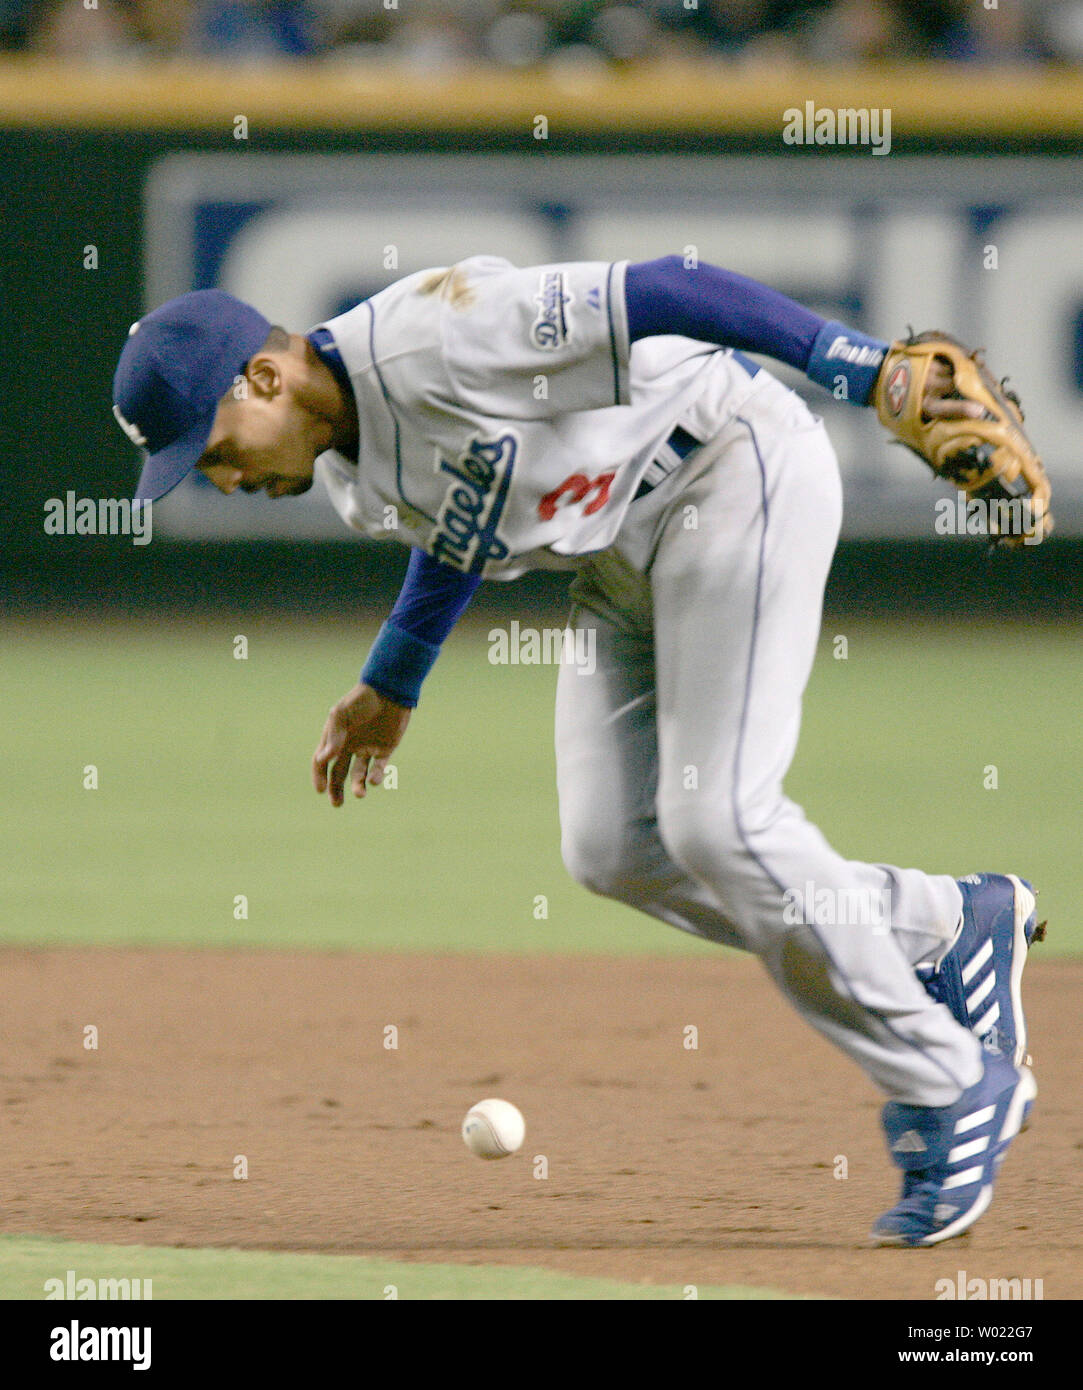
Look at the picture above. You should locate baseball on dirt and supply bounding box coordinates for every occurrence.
[461,1098,525,1159]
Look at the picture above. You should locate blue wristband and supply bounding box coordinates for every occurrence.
[806,320,889,406]
[361,621,441,709]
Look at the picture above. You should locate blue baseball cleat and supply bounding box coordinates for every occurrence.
[918,874,1046,1066]
[871,1051,1036,1248]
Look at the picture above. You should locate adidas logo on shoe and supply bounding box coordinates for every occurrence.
[872,1054,1035,1247]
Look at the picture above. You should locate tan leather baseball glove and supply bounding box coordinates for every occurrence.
[873,331,1052,547]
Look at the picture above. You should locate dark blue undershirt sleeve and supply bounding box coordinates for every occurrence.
[387,547,482,643]
[360,549,481,708]
[625,255,888,406]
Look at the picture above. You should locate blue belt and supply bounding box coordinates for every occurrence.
[664,423,703,462]
[632,427,699,501]
[634,351,759,502]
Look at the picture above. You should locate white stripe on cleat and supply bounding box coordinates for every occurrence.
[961,938,993,985]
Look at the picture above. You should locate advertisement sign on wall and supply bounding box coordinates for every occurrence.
[144,153,1083,538]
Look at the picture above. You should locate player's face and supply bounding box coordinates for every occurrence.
[197,367,318,500]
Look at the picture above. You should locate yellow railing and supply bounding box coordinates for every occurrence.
[1,58,1082,136]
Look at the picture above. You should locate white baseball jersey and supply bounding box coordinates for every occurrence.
[314,256,771,580]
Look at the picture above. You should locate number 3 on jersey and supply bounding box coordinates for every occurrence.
[538,470,615,522]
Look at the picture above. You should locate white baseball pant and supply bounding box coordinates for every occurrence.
[554,376,981,1106]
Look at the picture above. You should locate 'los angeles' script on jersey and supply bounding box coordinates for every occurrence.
[430,432,517,573]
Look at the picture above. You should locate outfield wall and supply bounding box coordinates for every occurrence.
[4,61,1081,609]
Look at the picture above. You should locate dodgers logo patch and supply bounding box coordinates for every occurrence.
[430,432,517,574]
[530,270,573,350]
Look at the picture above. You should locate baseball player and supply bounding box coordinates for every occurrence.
[112,254,1051,1247]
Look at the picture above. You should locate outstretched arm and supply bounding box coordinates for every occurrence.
[361,548,481,707]
[624,255,970,419]
[312,550,480,805]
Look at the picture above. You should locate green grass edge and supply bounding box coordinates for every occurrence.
[0,1234,799,1301]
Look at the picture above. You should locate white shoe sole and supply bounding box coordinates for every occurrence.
[1005,875,1035,1067]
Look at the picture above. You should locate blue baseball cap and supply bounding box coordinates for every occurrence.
[112,290,272,502]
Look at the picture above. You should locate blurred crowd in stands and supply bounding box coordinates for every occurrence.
[4,0,1083,68]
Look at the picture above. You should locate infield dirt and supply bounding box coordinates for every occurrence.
[2,948,1079,1299]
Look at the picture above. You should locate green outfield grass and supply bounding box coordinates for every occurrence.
[4,615,1080,955]
[0,1235,791,1300]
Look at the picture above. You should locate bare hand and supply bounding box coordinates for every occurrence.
[312,683,412,807]
[921,355,983,421]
